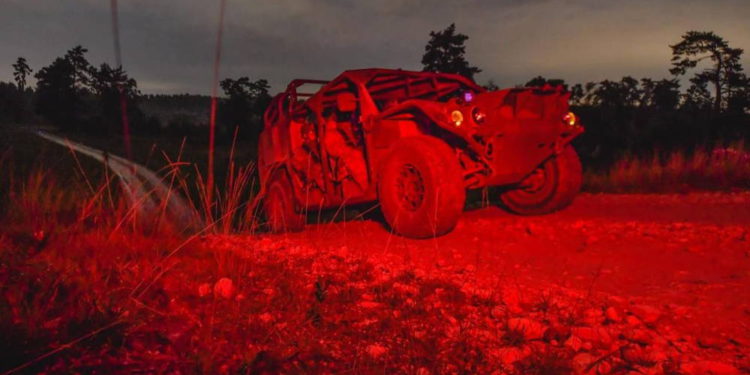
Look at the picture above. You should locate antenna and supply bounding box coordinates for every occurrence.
[109,0,132,161]
[206,0,228,220]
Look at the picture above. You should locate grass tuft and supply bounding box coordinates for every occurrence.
[584,142,750,192]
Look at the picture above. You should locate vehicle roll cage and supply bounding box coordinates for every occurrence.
[278,69,486,115]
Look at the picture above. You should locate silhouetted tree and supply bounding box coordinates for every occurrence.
[33,46,150,133]
[12,57,32,92]
[90,63,142,132]
[670,31,746,112]
[726,62,750,113]
[623,77,642,107]
[34,56,80,128]
[0,82,27,123]
[421,23,481,80]
[568,84,584,105]
[640,78,680,111]
[522,30,750,171]
[682,75,713,111]
[524,76,583,104]
[219,77,271,140]
[64,46,95,89]
[577,82,598,106]
[524,76,568,90]
[590,77,641,109]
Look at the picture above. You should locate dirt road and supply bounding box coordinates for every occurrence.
[245,192,750,346]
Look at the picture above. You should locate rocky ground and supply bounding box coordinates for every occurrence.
[203,192,750,374]
[2,192,749,374]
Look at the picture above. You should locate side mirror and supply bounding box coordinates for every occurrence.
[336,92,357,113]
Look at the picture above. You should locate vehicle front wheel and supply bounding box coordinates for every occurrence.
[378,137,466,238]
[263,170,305,233]
[500,144,582,215]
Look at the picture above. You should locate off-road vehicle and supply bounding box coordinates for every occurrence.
[259,69,583,238]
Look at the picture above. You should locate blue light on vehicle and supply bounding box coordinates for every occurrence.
[463,91,474,103]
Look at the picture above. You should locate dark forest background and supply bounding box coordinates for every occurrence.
[1,27,748,173]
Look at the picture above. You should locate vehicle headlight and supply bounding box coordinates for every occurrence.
[450,110,464,127]
[562,112,577,126]
[472,107,486,124]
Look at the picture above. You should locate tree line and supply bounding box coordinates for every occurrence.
[0,46,270,141]
[422,26,749,169]
[1,27,748,168]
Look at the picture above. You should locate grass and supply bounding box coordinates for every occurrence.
[0,127,252,372]
[1,122,749,372]
[2,122,262,231]
[0,161,522,372]
[584,142,750,193]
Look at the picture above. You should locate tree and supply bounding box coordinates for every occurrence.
[590,77,642,108]
[0,82,27,123]
[34,56,79,128]
[64,45,95,89]
[90,64,139,100]
[580,82,599,106]
[682,75,712,111]
[29,45,156,134]
[12,57,32,92]
[569,84,584,106]
[524,76,568,90]
[421,23,481,80]
[90,63,141,132]
[33,45,145,133]
[727,74,750,112]
[640,78,680,111]
[619,76,642,107]
[670,31,746,112]
[219,77,271,139]
[524,76,584,103]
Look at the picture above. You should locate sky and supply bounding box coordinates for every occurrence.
[1,0,748,95]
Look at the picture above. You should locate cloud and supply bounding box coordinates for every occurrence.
[1,0,748,94]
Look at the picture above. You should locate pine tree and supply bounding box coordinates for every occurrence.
[421,24,481,80]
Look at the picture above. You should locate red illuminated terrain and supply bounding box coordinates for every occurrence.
[3,191,749,374]
[3,4,750,373]
[201,192,750,374]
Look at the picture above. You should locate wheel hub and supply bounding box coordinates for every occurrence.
[395,164,425,211]
[520,167,547,193]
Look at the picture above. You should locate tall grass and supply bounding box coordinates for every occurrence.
[164,129,262,234]
[0,157,132,372]
[0,138,262,372]
[584,142,750,193]
[3,136,749,372]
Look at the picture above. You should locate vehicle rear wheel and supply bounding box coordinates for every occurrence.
[378,137,466,238]
[263,170,305,233]
[500,144,582,215]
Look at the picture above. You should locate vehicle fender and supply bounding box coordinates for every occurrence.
[374,99,467,137]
